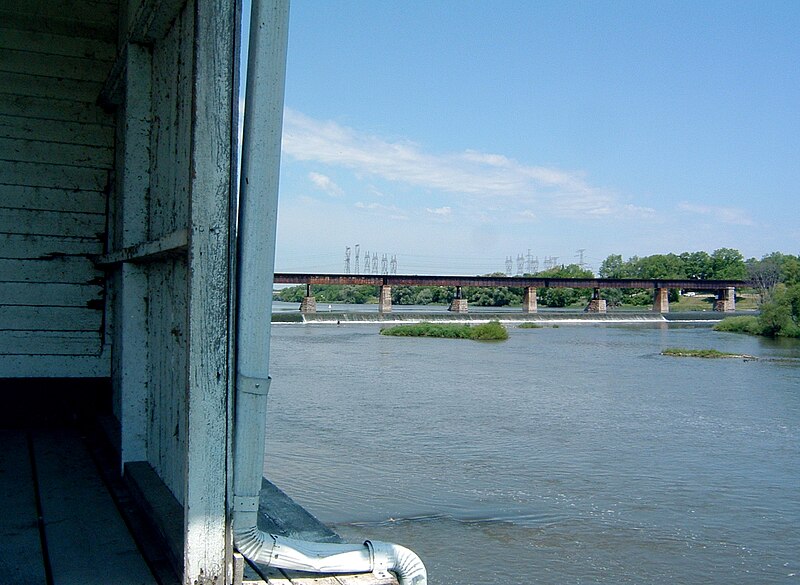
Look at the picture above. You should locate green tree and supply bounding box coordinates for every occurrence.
[536,263,594,307]
[680,251,713,279]
[747,255,782,302]
[599,254,629,278]
[631,253,686,279]
[710,248,747,280]
[758,283,800,337]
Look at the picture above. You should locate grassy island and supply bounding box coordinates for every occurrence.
[518,323,543,329]
[380,321,509,341]
[661,348,756,359]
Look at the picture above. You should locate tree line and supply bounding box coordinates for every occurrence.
[273,249,800,310]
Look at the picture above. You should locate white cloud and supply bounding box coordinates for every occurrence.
[677,202,754,226]
[308,171,343,196]
[355,201,409,221]
[426,206,452,216]
[282,109,632,218]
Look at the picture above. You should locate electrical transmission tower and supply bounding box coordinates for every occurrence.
[363,251,370,274]
[372,253,379,274]
[516,254,524,275]
[354,244,360,274]
[543,256,552,271]
[390,255,398,274]
[381,254,388,275]
[576,248,586,270]
[344,246,351,274]
[505,256,513,276]
[532,255,539,273]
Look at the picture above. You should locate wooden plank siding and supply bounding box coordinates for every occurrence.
[0,4,116,378]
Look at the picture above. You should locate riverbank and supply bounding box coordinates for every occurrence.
[271,309,752,324]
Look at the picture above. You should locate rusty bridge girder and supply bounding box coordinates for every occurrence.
[273,273,746,291]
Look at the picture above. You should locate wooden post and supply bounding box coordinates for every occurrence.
[116,42,152,467]
[184,0,236,582]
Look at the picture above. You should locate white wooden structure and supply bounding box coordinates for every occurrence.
[2,1,248,583]
[1,2,416,584]
[0,0,116,377]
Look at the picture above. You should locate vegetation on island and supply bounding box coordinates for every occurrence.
[715,282,800,338]
[661,348,756,359]
[273,249,800,314]
[518,323,544,329]
[380,321,509,341]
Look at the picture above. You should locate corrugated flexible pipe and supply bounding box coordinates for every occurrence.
[232,2,426,584]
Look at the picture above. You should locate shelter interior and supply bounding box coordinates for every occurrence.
[3,1,395,584]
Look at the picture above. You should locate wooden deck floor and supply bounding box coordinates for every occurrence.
[0,428,158,585]
[0,428,397,585]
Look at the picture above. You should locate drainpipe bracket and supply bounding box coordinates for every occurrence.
[364,540,392,580]
[237,374,271,396]
[233,495,260,512]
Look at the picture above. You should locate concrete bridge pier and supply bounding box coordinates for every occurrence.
[714,286,736,312]
[585,288,607,313]
[523,286,538,313]
[299,283,316,313]
[449,286,468,313]
[653,287,670,313]
[378,284,392,313]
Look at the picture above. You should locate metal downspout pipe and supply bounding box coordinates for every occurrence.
[232,2,426,583]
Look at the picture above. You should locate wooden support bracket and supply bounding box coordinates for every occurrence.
[94,229,188,267]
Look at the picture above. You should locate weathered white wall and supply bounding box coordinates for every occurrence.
[0,0,117,377]
[103,0,238,582]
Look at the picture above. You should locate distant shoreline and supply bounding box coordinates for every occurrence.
[271,310,746,325]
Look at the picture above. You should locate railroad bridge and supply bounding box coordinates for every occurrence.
[274,274,746,314]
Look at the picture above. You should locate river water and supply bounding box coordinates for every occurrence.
[263,316,800,584]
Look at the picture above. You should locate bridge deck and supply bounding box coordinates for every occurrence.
[274,273,745,290]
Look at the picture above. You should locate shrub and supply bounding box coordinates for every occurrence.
[713,315,762,335]
[380,321,508,341]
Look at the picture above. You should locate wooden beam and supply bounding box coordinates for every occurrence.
[94,229,188,267]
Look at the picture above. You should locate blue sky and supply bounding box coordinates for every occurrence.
[273,0,799,275]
